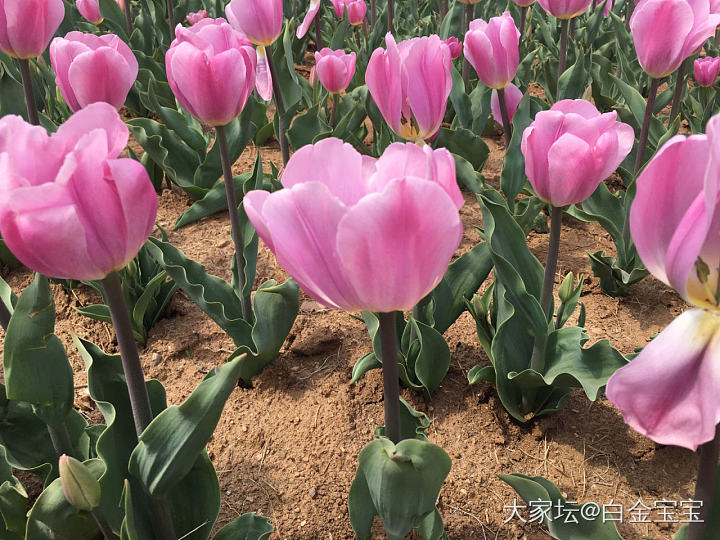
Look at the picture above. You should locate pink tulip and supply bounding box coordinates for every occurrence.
[315,48,356,93]
[76,0,103,24]
[0,103,157,281]
[50,32,138,112]
[330,0,348,16]
[603,0,614,15]
[491,83,523,125]
[606,115,720,450]
[244,138,463,312]
[537,0,592,18]
[630,0,720,79]
[695,56,720,86]
[186,9,208,25]
[521,99,634,207]
[166,18,257,126]
[366,33,452,142]
[443,37,463,60]
[346,0,367,24]
[225,0,283,47]
[464,12,520,90]
[0,0,65,59]
[297,0,321,38]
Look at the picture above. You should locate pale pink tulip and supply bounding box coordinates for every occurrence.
[694,56,720,86]
[537,0,592,18]
[0,0,65,59]
[225,0,283,47]
[315,48,356,93]
[76,0,103,24]
[464,12,521,89]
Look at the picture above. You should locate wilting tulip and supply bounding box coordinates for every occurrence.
[186,9,208,25]
[537,0,592,18]
[166,18,256,126]
[76,0,103,24]
[630,0,720,78]
[225,0,283,47]
[315,48,356,93]
[521,99,634,207]
[491,83,523,125]
[0,103,157,281]
[366,34,452,142]
[244,138,463,313]
[695,56,720,86]
[50,32,138,112]
[607,114,720,452]
[464,12,521,89]
[0,0,65,59]
[444,37,463,60]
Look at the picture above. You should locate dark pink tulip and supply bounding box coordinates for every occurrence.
[50,32,138,112]
[606,115,720,450]
[521,99,634,206]
[464,12,520,89]
[0,103,157,281]
[330,0,347,16]
[490,83,523,125]
[443,37,463,60]
[225,0,283,47]
[366,33,452,142]
[0,0,64,59]
[315,48,356,93]
[166,18,257,126]
[76,0,103,24]
[630,0,720,78]
[186,9,208,25]
[244,138,463,312]
[346,0,367,24]
[537,0,592,18]
[695,56,720,86]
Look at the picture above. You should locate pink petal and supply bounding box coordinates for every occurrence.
[255,46,273,101]
[54,102,129,158]
[297,0,321,38]
[546,132,596,206]
[67,47,136,110]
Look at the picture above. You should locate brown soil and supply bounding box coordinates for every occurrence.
[0,134,696,540]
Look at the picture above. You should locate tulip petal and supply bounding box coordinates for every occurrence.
[336,178,462,312]
[546,133,596,206]
[366,34,403,135]
[67,47,135,110]
[55,102,129,158]
[255,46,273,101]
[297,0,321,38]
[606,309,720,450]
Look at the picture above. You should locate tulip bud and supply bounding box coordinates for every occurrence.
[76,0,103,24]
[186,9,208,25]
[59,455,101,512]
[309,66,319,87]
[558,272,575,303]
[694,56,720,87]
[0,0,65,59]
[443,37,463,60]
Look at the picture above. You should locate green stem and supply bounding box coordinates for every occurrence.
[315,9,323,50]
[91,509,120,540]
[379,312,401,444]
[462,3,473,91]
[439,0,447,22]
[47,423,75,459]
[371,0,376,28]
[330,92,339,128]
[166,0,176,38]
[625,0,633,32]
[687,424,720,540]
[387,0,394,33]
[497,87,513,149]
[216,124,252,323]
[569,16,576,41]
[669,60,687,125]
[18,59,39,126]
[265,45,290,166]
[634,77,660,175]
[557,19,569,99]
[520,6,528,38]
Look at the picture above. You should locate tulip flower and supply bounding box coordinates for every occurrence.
[606,115,720,539]
[366,34,452,143]
[186,9,208,25]
[490,83,523,126]
[537,0,592,18]
[315,48,356,93]
[694,56,720,86]
[165,18,256,127]
[297,0,322,38]
[76,0,103,24]
[0,0,65,59]
[443,37,463,60]
[346,0,367,24]
[465,13,520,90]
[50,32,139,112]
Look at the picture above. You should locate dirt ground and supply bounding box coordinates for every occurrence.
[0,132,698,540]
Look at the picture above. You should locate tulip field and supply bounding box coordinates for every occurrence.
[2,0,720,538]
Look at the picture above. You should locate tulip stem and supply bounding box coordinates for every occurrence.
[439,0,447,22]
[371,0,376,28]
[330,93,339,128]
[634,77,660,175]
[379,312,401,444]
[569,17,576,41]
[47,423,75,459]
[557,19,569,99]
[315,11,323,50]
[216,124,253,324]
[669,60,688,125]
[687,424,720,540]
[166,0,176,38]
[123,0,133,34]
[388,0,394,33]
[520,6,528,38]
[0,300,10,331]
[18,59,39,126]
[102,271,177,540]
[497,87,513,149]
[715,27,720,47]
[625,0,634,32]
[265,46,290,166]
[462,3,474,91]
[91,509,119,540]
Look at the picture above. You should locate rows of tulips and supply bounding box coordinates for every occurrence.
[0,0,718,537]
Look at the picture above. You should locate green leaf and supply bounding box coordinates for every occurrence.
[286,104,332,150]
[449,66,472,129]
[0,446,28,538]
[4,274,73,427]
[415,508,446,540]
[587,251,648,297]
[0,274,17,313]
[174,172,254,229]
[402,319,450,397]
[557,43,591,100]
[350,353,382,384]
[433,127,489,171]
[467,365,496,385]
[374,398,430,443]
[128,356,243,496]
[213,513,274,540]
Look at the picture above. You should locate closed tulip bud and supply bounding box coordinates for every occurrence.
[166,18,257,126]
[695,56,720,86]
[558,272,575,303]
[50,32,138,112]
[315,48,356,93]
[443,37,463,60]
[225,0,283,47]
[346,0,367,24]
[464,12,521,89]
[630,0,720,79]
[59,456,101,512]
[76,0,103,24]
[0,0,64,59]
[366,33,452,142]
[521,99,634,207]
[186,9,208,25]
[490,83,523,124]
[537,0,592,18]
[0,103,157,281]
